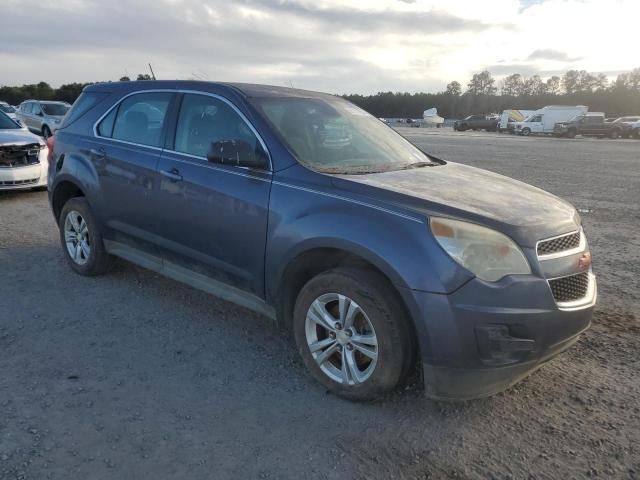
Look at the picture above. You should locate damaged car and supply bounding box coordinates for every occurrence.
[0,110,48,190]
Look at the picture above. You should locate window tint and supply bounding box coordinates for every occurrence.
[62,92,107,128]
[107,92,172,147]
[32,103,42,115]
[22,103,32,114]
[174,94,260,162]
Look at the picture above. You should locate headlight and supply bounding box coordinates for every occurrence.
[430,217,531,282]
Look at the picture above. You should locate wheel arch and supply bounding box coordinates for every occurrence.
[51,179,87,224]
[273,245,420,358]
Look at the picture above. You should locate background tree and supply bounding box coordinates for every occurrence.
[546,76,561,95]
[136,73,152,81]
[522,75,546,96]
[119,76,131,81]
[445,81,461,96]
[500,74,524,96]
[466,70,497,95]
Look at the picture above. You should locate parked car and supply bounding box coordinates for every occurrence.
[553,112,627,139]
[453,114,498,132]
[0,101,19,122]
[48,81,596,401]
[610,116,640,138]
[514,105,588,136]
[0,110,48,190]
[16,100,70,138]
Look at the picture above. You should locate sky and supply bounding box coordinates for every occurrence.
[1,0,638,94]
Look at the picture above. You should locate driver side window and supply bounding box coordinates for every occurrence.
[174,94,260,162]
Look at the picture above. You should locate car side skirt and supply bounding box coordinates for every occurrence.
[103,240,276,320]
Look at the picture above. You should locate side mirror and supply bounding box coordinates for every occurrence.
[207,140,267,169]
[36,111,44,117]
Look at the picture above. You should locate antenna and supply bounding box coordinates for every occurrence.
[148,63,157,80]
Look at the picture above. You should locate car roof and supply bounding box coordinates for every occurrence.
[84,80,334,100]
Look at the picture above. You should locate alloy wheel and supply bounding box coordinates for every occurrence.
[305,293,378,385]
[64,210,91,265]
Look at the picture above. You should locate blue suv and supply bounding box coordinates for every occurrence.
[48,81,596,401]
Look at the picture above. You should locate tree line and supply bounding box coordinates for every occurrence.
[2,69,640,119]
[344,68,640,119]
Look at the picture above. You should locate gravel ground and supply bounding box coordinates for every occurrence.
[1,129,638,480]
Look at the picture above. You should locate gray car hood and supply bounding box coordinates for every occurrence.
[0,128,44,146]
[332,162,579,247]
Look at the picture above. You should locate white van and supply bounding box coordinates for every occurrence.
[514,105,588,136]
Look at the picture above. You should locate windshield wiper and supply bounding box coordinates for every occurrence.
[400,161,439,170]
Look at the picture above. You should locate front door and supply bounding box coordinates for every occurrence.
[154,93,272,296]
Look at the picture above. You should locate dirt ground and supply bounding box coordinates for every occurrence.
[0,130,638,479]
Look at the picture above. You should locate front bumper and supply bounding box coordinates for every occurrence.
[401,272,596,400]
[0,151,48,190]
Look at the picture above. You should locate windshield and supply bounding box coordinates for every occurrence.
[42,103,70,116]
[0,104,16,114]
[252,96,432,174]
[0,111,20,129]
[568,115,584,122]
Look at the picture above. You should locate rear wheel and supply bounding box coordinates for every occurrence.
[566,129,577,138]
[634,129,640,139]
[59,197,114,276]
[293,268,414,401]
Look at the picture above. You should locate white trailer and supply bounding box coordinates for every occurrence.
[514,105,588,136]
[498,109,536,132]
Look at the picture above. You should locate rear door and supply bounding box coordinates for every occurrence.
[153,92,272,296]
[91,90,174,256]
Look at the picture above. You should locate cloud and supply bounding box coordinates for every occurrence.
[527,49,581,62]
[0,0,638,94]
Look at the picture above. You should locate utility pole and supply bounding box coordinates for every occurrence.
[148,63,157,80]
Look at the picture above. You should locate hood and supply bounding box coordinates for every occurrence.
[331,162,579,247]
[0,128,44,146]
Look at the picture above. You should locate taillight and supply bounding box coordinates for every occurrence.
[46,135,55,164]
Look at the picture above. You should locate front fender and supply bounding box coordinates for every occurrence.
[265,178,473,303]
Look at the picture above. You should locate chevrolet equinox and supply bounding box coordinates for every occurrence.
[47,81,596,400]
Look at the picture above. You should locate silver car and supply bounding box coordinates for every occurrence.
[0,110,48,190]
[16,100,70,138]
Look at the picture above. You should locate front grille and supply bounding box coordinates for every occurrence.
[549,272,590,303]
[0,143,41,168]
[537,231,581,256]
[0,178,39,186]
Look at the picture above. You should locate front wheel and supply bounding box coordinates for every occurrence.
[521,128,531,136]
[609,129,620,139]
[59,197,114,276]
[293,268,414,401]
[566,129,577,138]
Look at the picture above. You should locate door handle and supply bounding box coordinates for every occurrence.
[90,148,106,159]
[160,168,183,182]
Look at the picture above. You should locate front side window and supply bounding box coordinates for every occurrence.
[252,96,431,174]
[174,94,261,162]
[99,92,172,147]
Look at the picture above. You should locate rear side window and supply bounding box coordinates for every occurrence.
[61,92,107,128]
[98,92,172,147]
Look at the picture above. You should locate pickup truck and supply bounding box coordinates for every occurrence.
[453,114,498,132]
[553,113,627,139]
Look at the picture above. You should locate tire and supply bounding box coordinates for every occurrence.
[521,128,531,136]
[42,125,52,139]
[566,129,577,139]
[634,129,640,140]
[609,129,620,139]
[59,197,114,276]
[293,267,414,401]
